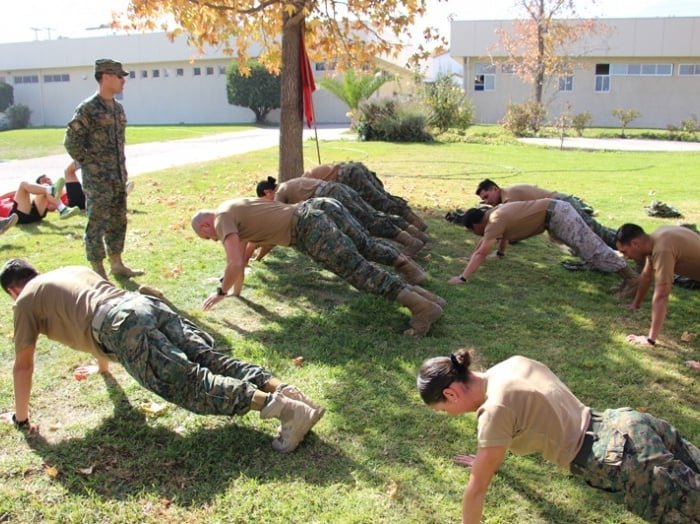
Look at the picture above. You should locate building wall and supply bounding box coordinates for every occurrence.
[452,17,700,128]
[0,32,352,127]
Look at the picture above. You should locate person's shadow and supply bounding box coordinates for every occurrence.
[23,372,356,505]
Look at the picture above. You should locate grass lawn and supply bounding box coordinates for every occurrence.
[0,136,698,523]
[0,124,255,161]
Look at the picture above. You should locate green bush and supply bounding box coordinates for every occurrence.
[357,99,433,142]
[571,112,592,137]
[6,104,31,129]
[500,101,546,136]
[0,82,13,112]
[226,61,280,123]
[612,107,641,137]
[422,74,474,132]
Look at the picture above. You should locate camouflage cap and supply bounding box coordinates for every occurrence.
[94,58,129,77]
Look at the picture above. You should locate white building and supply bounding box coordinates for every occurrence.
[0,32,351,127]
[450,17,700,128]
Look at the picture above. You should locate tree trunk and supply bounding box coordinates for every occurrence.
[534,2,545,104]
[279,12,304,181]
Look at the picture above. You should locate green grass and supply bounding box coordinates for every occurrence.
[0,124,255,160]
[0,136,698,523]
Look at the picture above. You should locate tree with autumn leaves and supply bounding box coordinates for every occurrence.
[495,0,598,104]
[115,0,445,181]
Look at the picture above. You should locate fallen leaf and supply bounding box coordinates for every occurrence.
[637,406,648,413]
[48,423,62,431]
[386,479,399,499]
[45,465,59,478]
[680,331,694,343]
[77,465,95,476]
[139,402,169,416]
[292,356,305,367]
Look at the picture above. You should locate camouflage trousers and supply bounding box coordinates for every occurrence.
[553,193,617,249]
[547,200,627,273]
[98,294,272,416]
[293,197,407,300]
[314,182,402,239]
[337,162,412,221]
[572,408,699,523]
[83,174,127,262]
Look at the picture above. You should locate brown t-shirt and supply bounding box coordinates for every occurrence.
[483,199,550,243]
[275,178,323,204]
[13,266,126,360]
[650,226,700,286]
[477,356,591,469]
[303,163,341,181]
[501,185,556,203]
[215,197,297,246]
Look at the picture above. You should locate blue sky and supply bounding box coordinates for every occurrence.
[1,0,698,44]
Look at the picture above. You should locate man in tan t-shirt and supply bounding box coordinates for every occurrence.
[616,223,700,346]
[0,259,323,453]
[447,199,637,295]
[475,178,616,248]
[191,197,443,336]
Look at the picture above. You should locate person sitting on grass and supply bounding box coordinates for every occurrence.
[0,259,324,454]
[62,160,134,210]
[615,223,700,347]
[0,176,80,225]
[417,348,699,524]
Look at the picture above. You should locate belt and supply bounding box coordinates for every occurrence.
[91,297,126,345]
[572,411,603,469]
[544,199,558,229]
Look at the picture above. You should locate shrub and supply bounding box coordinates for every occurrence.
[422,74,474,132]
[6,104,31,129]
[612,108,641,137]
[357,99,433,142]
[680,114,698,140]
[500,101,546,136]
[571,111,592,137]
[226,61,280,123]
[0,82,13,112]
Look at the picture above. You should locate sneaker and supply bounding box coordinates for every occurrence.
[51,176,66,198]
[59,206,81,220]
[125,180,135,195]
[0,214,18,235]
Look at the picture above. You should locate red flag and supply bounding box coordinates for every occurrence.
[300,35,316,128]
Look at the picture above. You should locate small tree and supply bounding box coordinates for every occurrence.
[612,108,641,138]
[226,61,281,124]
[554,102,573,149]
[501,100,546,136]
[571,111,592,137]
[6,104,31,129]
[318,70,391,129]
[423,74,474,133]
[0,82,13,112]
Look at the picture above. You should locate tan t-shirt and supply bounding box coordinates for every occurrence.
[275,178,323,204]
[215,197,297,246]
[483,199,550,243]
[501,184,556,203]
[650,226,700,286]
[477,356,591,469]
[303,163,341,181]
[13,266,126,360]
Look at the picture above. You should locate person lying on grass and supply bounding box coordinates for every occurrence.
[417,348,699,523]
[1,259,324,453]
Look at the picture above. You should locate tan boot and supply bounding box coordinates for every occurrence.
[395,230,424,257]
[91,260,109,280]
[394,255,427,285]
[405,209,428,232]
[276,383,324,411]
[396,288,442,337]
[410,285,447,308]
[109,254,145,277]
[615,266,639,300]
[260,392,325,453]
[406,224,429,243]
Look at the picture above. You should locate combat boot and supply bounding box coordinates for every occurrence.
[109,254,145,277]
[91,260,109,280]
[260,392,325,453]
[394,230,424,257]
[406,224,430,243]
[276,383,324,411]
[410,285,447,308]
[394,255,427,285]
[405,209,428,232]
[615,266,639,300]
[396,288,443,337]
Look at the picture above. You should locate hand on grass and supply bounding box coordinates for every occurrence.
[686,360,700,371]
[623,302,639,310]
[448,276,465,285]
[626,334,652,346]
[453,454,477,469]
[74,364,102,381]
[1,412,39,433]
[202,293,225,311]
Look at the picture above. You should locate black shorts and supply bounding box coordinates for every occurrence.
[65,181,86,210]
[11,201,47,224]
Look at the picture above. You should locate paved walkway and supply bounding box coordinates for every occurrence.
[0,125,350,194]
[519,136,700,152]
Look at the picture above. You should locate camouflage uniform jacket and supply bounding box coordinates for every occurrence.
[64,93,128,191]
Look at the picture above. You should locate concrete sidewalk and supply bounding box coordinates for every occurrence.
[519,136,700,152]
[0,125,350,195]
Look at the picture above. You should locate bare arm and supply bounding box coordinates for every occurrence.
[202,233,246,310]
[627,260,653,309]
[13,345,35,422]
[647,281,672,341]
[459,446,508,524]
[448,238,497,284]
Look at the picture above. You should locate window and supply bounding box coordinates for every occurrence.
[129,71,136,79]
[314,61,336,71]
[679,64,700,76]
[152,69,160,78]
[610,63,673,76]
[474,64,495,91]
[44,73,70,83]
[205,66,213,76]
[193,67,201,76]
[176,68,184,77]
[163,69,170,78]
[141,70,148,79]
[500,64,515,74]
[218,66,226,75]
[558,75,573,92]
[595,64,610,92]
[14,75,39,84]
